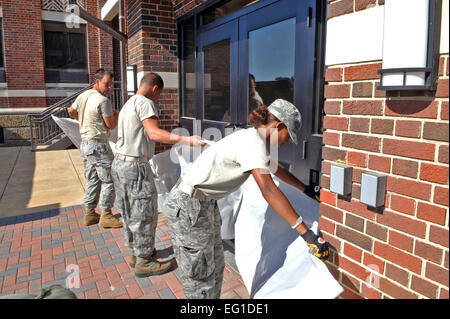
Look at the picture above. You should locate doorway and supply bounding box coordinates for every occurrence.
[178,0,326,186]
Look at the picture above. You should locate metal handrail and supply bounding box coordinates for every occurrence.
[28,82,123,151]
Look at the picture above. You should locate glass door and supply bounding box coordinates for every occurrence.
[196,20,239,136]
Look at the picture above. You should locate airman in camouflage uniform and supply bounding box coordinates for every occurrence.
[165,186,224,299]
[68,69,122,229]
[111,72,205,278]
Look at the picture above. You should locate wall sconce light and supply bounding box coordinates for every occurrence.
[126,65,137,96]
[378,0,442,90]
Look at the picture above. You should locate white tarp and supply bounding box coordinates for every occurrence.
[54,116,343,299]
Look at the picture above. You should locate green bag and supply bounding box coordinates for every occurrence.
[0,285,77,299]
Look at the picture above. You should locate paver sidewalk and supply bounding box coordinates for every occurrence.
[0,206,250,299]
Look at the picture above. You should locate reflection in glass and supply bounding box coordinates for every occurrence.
[203,39,230,122]
[201,0,261,25]
[182,18,196,118]
[248,18,295,114]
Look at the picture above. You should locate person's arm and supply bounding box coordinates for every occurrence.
[142,116,205,146]
[273,162,307,192]
[252,168,329,260]
[68,106,78,120]
[252,168,308,235]
[103,112,119,130]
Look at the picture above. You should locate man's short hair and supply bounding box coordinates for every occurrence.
[94,68,114,81]
[140,72,164,90]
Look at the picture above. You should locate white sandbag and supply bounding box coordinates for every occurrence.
[235,175,343,299]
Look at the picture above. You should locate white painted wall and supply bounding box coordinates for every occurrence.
[325,1,449,66]
[101,0,119,21]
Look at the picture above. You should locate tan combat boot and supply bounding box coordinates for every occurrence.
[84,208,100,226]
[134,256,171,277]
[129,249,156,268]
[99,210,123,228]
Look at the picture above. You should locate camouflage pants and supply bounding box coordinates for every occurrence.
[111,158,158,258]
[165,185,224,299]
[80,141,115,211]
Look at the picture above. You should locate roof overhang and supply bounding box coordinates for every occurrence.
[101,0,119,21]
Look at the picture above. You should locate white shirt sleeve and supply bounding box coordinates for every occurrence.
[136,99,158,122]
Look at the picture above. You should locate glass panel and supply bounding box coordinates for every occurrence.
[201,0,261,25]
[203,38,230,122]
[44,25,87,69]
[182,18,196,118]
[248,18,295,114]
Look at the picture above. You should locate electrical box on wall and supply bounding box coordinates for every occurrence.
[330,164,353,196]
[360,172,387,208]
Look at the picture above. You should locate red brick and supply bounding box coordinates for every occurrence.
[363,252,385,274]
[339,256,369,281]
[429,225,449,248]
[441,101,449,120]
[352,82,373,97]
[385,263,409,287]
[350,117,370,133]
[440,288,449,299]
[374,242,422,274]
[319,216,336,235]
[436,78,449,98]
[320,189,337,206]
[387,176,431,201]
[395,120,421,138]
[345,213,365,232]
[321,174,330,189]
[438,145,449,164]
[366,221,388,242]
[423,122,449,142]
[342,134,381,152]
[340,286,363,299]
[383,138,435,161]
[379,278,418,299]
[385,100,438,119]
[388,230,414,252]
[323,131,340,146]
[411,276,439,298]
[368,155,391,173]
[343,100,383,115]
[324,100,341,115]
[371,119,394,135]
[322,233,342,252]
[344,243,363,262]
[361,283,382,299]
[420,163,449,184]
[389,194,415,215]
[438,56,446,76]
[417,202,447,225]
[323,116,349,131]
[337,198,378,220]
[425,262,449,286]
[415,241,443,265]
[336,225,373,251]
[324,84,351,98]
[392,158,418,179]
[322,146,347,161]
[355,0,377,11]
[327,0,353,18]
[319,203,343,223]
[325,67,343,82]
[348,151,367,167]
[376,209,426,238]
[344,63,382,81]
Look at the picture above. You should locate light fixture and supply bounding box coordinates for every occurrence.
[378,0,442,90]
[126,65,137,96]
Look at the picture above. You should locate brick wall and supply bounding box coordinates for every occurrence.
[320,54,449,298]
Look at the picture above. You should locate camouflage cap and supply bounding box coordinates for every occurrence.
[267,99,302,144]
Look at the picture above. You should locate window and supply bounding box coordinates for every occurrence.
[43,22,88,83]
